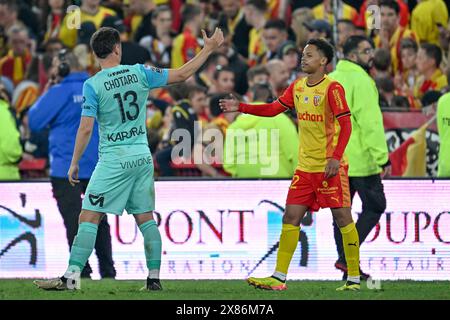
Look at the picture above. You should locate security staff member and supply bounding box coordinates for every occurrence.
[437,92,450,177]
[329,35,391,280]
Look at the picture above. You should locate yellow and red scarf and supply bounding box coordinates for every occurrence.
[0,49,32,85]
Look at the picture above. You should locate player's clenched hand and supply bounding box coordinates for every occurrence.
[202,27,224,51]
[68,164,80,187]
[324,158,340,179]
[219,94,240,112]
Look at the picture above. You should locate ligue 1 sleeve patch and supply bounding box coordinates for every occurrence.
[145,65,163,73]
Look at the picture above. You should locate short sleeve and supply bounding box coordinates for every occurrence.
[81,82,98,118]
[139,64,169,90]
[327,81,351,118]
[277,81,296,110]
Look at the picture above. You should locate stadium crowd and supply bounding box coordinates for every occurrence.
[0,0,449,179]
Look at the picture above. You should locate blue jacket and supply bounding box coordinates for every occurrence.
[29,72,98,178]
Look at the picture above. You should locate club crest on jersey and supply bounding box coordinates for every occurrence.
[303,96,309,103]
[313,95,321,106]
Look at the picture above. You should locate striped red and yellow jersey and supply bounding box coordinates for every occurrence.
[171,27,201,68]
[278,75,351,173]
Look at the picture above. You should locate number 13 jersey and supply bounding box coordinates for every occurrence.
[82,64,168,160]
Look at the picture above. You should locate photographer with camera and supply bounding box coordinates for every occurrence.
[28,49,116,279]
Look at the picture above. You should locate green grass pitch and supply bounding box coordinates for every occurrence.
[1,279,449,300]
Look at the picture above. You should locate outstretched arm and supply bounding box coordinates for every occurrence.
[219,94,288,117]
[167,28,224,84]
[219,81,296,116]
[239,100,289,116]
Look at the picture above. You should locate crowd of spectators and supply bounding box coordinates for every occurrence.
[0,0,449,179]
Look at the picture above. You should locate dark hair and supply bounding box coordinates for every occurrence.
[379,0,400,15]
[181,4,202,23]
[167,83,190,101]
[400,38,418,52]
[213,65,234,80]
[152,5,171,19]
[391,95,410,109]
[45,37,64,48]
[305,38,335,64]
[343,35,373,57]
[204,52,228,69]
[245,0,267,12]
[420,43,443,68]
[247,65,269,81]
[90,27,121,59]
[337,19,355,30]
[0,0,18,12]
[373,48,391,71]
[375,76,395,93]
[264,19,287,32]
[187,84,207,100]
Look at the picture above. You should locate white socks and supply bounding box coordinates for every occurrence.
[148,269,160,279]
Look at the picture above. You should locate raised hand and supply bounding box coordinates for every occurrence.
[219,94,240,113]
[202,27,224,52]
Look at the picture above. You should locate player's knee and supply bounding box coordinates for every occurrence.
[79,210,104,225]
[282,213,301,226]
[332,209,353,227]
[283,205,308,226]
[134,212,155,226]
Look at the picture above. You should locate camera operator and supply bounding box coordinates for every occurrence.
[28,49,116,279]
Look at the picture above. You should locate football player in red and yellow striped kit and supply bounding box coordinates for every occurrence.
[220,39,360,291]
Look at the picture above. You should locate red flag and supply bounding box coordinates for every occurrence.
[389,123,428,177]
